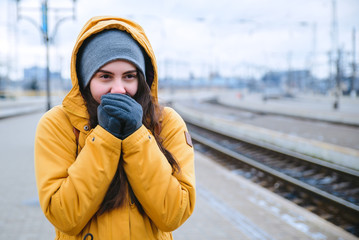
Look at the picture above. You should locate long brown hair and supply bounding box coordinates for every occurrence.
[80,71,180,215]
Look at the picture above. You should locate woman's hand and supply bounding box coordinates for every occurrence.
[97,93,143,139]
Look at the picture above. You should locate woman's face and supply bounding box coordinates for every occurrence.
[89,60,139,103]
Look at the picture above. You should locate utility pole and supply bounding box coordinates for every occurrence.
[350,28,357,97]
[43,0,50,110]
[16,0,77,110]
[311,22,317,90]
[299,21,317,91]
[331,0,340,110]
[287,51,293,90]
[333,49,341,109]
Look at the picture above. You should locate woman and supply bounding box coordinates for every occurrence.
[34,16,196,240]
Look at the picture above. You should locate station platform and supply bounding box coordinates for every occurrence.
[216,90,359,127]
[0,95,63,119]
[0,96,358,239]
[159,89,359,172]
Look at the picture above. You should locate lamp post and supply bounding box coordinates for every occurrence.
[331,0,340,109]
[16,0,76,110]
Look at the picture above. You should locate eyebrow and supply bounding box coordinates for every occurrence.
[96,70,137,74]
[97,70,112,74]
[123,70,138,74]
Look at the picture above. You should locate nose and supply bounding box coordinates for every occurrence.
[110,79,126,94]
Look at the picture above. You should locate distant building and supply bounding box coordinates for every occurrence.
[341,75,359,95]
[23,66,71,91]
[262,70,311,89]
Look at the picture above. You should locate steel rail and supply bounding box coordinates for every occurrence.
[187,121,359,215]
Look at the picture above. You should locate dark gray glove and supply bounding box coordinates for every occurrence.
[97,93,143,140]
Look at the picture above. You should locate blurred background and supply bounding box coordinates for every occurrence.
[1,1,359,239]
[0,0,358,99]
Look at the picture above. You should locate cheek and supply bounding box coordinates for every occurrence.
[90,81,108,103]
[126,80,139,96]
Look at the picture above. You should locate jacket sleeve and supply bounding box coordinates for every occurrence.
[122,107,196,232]
[34,107,122,235]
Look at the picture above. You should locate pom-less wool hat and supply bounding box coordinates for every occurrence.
[76,29,146,88]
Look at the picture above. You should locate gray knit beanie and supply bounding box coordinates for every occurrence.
[76,29,146,88]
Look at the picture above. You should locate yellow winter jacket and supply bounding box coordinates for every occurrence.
[34,16,195,240]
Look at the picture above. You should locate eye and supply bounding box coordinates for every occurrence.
[100,74,111,80]
[124,72,138,80]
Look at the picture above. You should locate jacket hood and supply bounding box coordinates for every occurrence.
[63,16,158,125]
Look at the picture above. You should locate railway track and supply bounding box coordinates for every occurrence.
[185,118,359,237]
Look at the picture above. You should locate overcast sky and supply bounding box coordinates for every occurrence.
[1,0,358,80]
